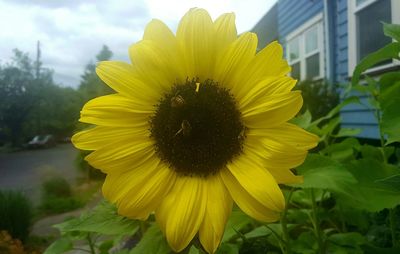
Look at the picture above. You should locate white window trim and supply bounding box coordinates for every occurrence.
[347,0,400,75]
[285,13,325,81]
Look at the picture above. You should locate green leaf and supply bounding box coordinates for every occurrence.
[44,238,73,254]
[291,154,357,195]
[291,231,317,254]
[383,22,400,42]
[222,209,253,242]
[380,80,400,110]
[332,128,362,138]
[360,145,394,162]
[290,110,312,129]
[351,42,400,86]
[322,138,360,162]
[244,226,272,239]
[327,232,366,254]
[375,174,400,191]
[215,243,239,254]
[130,223,171,254]
[54,200,139,236]
[310,97,360,127]
[380,72,400,92]
[337,159,400,211]
[381,99,400,145]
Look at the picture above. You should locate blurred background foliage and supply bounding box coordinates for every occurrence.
[0,45,113,148]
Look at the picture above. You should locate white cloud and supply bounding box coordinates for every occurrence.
[0,0,276,87]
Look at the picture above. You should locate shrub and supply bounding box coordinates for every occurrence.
[0,190,33,242]
[41,177,71,198]
[40,177,84,215]
[294,79,339,120]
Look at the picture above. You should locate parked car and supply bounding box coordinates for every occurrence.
[27,135,56,149]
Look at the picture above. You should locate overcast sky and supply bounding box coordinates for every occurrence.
[0,0,277,88]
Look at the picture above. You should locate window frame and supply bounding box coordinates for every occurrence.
[347,0,400,75]
[285,13,325,81]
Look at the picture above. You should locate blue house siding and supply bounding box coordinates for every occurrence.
[277,0,324,39]
[332,0,348,83]
[252,0,384,139]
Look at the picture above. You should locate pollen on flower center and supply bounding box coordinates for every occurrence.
[150,79,246,177]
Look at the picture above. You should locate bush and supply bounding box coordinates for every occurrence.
[41,177,71,198]
[0,190,33,242]
[295,79,339,120]
[39,177,83,215]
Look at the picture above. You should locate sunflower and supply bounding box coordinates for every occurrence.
[72,8,318,253]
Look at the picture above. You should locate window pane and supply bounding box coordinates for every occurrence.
[357,0,391,61]
[288,37,300,62]
[291,62,301,79]
[305,25,318,54]
[306,53,320,79]
[356,0,368,6]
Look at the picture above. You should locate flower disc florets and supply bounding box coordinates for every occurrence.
[150,79,245,177]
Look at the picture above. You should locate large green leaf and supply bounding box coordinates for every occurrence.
[55,200,139,236]
[337,159,400,211]
[351,42,400,86]
[291,154,357,195]
[375,174,400,192]
[380,80,400,110]
[381,99,400,145]
[383,22,400,42]
[129,223,171,254]
[327,232,366,254]
[321,138,360,162]
[222,209,253,242]
[43,237,73,254]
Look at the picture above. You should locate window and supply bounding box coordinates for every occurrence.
[348,0,400,74]
[286,14,324,81]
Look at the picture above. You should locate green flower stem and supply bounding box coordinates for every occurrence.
[86,233,96,254]
[281,188,294,254]
[390,208,397,247]
[310,189,324,254]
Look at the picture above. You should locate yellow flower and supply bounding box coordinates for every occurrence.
[72,8,318,253]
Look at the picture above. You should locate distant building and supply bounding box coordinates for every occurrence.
[252,0,400,139]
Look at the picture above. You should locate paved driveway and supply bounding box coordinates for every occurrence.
[0,144,80,204]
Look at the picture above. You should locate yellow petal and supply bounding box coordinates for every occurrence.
[221,168,280,222]
[213,32,257,93]
[248,123,319,150]
[96,61,161,103]
[199,175,233,254]
[236,41,290,96]
[72,126,148,151]
[267,167,304,184]
[225,154,285,212]
[176,8,215,80]
[238,76,297,110]
[242,91,303,128]
[245,135,308,169]
[79,94,152,127]
[156,176,207,252]
[85,138,154,174]
[103,162,176,220]
[214,12,237,52]
[143,19,176,47]
[129,40,184,91]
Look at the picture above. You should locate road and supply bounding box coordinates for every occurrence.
[0,144,80,204]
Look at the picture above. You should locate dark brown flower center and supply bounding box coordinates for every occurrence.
[150,79,245,177]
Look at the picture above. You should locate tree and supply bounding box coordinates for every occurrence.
[78,45,114,101]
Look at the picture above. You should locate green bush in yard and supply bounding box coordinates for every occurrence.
[40,177,83,215]
[0,190,33,242]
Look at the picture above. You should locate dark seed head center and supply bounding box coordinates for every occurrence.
[150,79,246,177]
